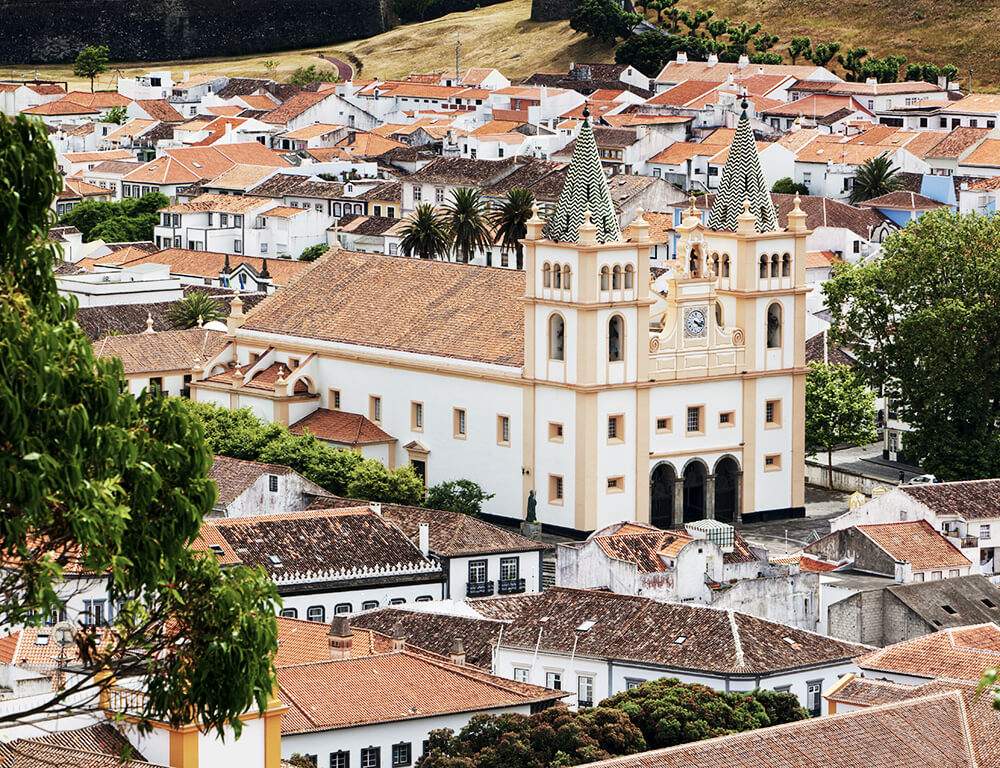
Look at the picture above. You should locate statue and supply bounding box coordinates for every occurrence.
[526,490,537,523]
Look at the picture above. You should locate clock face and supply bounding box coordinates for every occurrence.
[684,308,707,338]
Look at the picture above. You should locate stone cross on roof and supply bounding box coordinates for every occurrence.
[707,101,780,233]
[543,112,622,244]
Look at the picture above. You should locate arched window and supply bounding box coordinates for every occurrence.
[612,265,622,290]
[766,303,782,349]
[608,315,624,361]
[549,314,565,361]
[553,264,562,289]
[542,263,551,288]
[781,253,791,277]
[689,249,700,277]
[307,605,326,623]
[770,253,780,278]
[715,301,724,327]
[722,254,730,277]
[600,266,610,291]
[624,264,634,289]
[710,254,720,276]
[759,255,768,279]
[562,264,572,289]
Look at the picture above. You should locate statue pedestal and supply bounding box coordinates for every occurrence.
[520,521,542,540]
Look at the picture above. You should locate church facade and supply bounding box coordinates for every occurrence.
[191,108,807,535]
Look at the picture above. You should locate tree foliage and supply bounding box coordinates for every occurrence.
[59,191,169,241]
[0,113,279,733]
[805,362,878,486]
[167,292,225,329]
[400,203,451,260]
[287,65,338,86]
[571,0,641,43]
[771,177,809,196]
[425,480,495,517]
[823,209,1000,479]
[445,188,493,264]
[849,153,901,203]
[101,105,128,125]
[346,460,426,506]
[298,243,328,262]
[73,44,109,92]
[492,188,534,270]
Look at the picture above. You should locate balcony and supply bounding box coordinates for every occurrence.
[466,580,495,598]
[498,578,526,595]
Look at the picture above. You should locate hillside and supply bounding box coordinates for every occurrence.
[2,0,997,88]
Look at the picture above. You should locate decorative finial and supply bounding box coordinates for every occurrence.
[582,105,591,121]
[143,311,155,334]
[793,193,802,210]
[275,365,287,385]
[688,194,698,213]
[197,314,204,327]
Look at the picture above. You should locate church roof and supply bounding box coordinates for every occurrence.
[707,103,780,233]
[543,114,622,244]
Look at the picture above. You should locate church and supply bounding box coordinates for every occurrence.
[191,105,808,535]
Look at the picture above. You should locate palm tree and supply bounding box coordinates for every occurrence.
[444,188,492,264]
[492,188,535,270]
[167,292,224,329]
[399,203,451,260]
[850,153,902,204]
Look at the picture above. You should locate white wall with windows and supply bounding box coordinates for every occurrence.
[446,552,542,601]
[278,581,445,622]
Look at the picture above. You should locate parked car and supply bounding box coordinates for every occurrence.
[906,474,938,485]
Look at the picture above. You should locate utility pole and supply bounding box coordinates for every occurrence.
[455,35,461,83]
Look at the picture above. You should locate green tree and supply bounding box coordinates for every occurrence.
[677,8,714,36]
[299,243,328,262]
[257,432,364,495]
[705,18,730,41]
[0,113,278,732]
[771,177,809,195]
[858,54,906,83]
[788,36,811,65]
[101,105,128,124]
[615,32,694,76]
[849,153,901,203]
[59,191,169,241]
[805,362,877,487]
[491,188,534,270]
[750,52,783,65]
[346,459,425,505]
[425,480,495,517]
[805,41,840,67]
[73,44,110,92]
[400,203,451,260]
[444,188,493,264]
[824,210,1000,480]
[182,402,283,460]
[753,32,779,53]
[287,64,338,86]
[167,292,225,329]
[751,689,810,725]
[724,21,761,60]
[837,46,868,80]
[571,0,640,44]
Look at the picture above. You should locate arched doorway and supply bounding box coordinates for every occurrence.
[683,461,707,522]
[650,463,676,528]
[715,457,740,523]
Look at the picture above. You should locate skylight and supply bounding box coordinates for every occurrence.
[268,554,282,565]
[209,544,224,556]
[35,634,49,646]
[674,636,686,645]
[576,620,596,632]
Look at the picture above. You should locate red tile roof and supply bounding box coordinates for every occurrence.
[290,408,395,446]
[856,520,972,571]
[857,623,1000,681]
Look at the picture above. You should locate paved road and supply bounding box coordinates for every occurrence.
[809,442,924,484]
[319,54,354,81]
[740,486,850,557]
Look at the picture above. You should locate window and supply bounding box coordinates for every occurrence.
[548,314,565,361]
[497,414,511,446]
[374,205,382,216]
[765,399,782,426]
[914,572,925,582]
[562,264,572,289]
[624,264,634,289]
[234,215,243,227]
[625,678,644,690]
[148,376,164,395]
[500,556,519,582]
[389,598,406,605]
[612,265,622,289]
[453,408,467,438]
[413,186,422,202]
[577,675,595,707]
[334,603,353,615]
[234,239,242,254]
[220,213,228,227]
[931,571,943,580]
[361,747,380,768]
[468,559,488,585]
[543,263,552,288]
[411,401,424,431]
[764,453,782,471]
[392,743,411,767]
[435,187,445,203]
[806,680,822,716]
[261,243,268,254]
[549,475,564,503]
[268,474,279,492]
[307,605,326,623]
[981,524,991,539]
[607,476,624,492]
[948,569,960,578]
[656,417,672,433]
[686,406,703,434]
[608,315,624,361]
[82,599,107,626]
[545,671,563,690]
[600,266,610,291]
[766,303,782,348]
[513,667,529,682]
[369,395,382,423]
[774,685,791,693]
[415,595,433,602]
[759,255,768,279]
[329,389,341,410]
[362,600,379,610]
[719,411,734,426]
[549,422,564,441]
[331,751,350,768]
[607,414,624,442]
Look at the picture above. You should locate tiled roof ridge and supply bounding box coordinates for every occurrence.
[269,557,441,586]
[205,504,372,527]
[3,741,165,768]
[728,610,747,672]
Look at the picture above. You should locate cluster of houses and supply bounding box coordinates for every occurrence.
[5,49,1000,768]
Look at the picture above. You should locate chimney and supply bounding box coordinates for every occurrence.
[418,522,430,557]
[737,54,749,69]
[449,638,466,666]
[707,53,718,67]
[676,52,688,65]
[328,616,353,660]
[757,65,764,75]
[391,622,406,652]
[865,77,878,86]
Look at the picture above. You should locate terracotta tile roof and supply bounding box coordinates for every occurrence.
[901,478,1000,519]
[332,131,408,158]
[123,142,289,185]
[203,163,279,191]
[1,727,159,768]
[162,192,271,214]
[854,521,971,571]
[311,497,547,558]
[859,190,946,210]
[967,177,1000,191]
[649,141,717,164]
[858,623,1000,681]
[63,149,134,164]
[943,93,1000,114]
[205,361,312,393]
[602,114,692,127]
[0,626,113,667]
[805,250,841,268]
[827,674,923,707]
[655,61,822,84]
[578,691,979,768]
[104,119,157,143]
[260,91,329,125]
[290,408,395,446]
[764,94,870,118]
[209,455,295,505]
[64,91,133,109]
[248,173,345,200]
[471,119,524,136]
[30,83,67,96]
[647,80,723,107]
[275,615,392,666]
[961,138,1000,168]
[96,247,309,286]
[280,122,343,140]
[94,328,226,375]
[135,98,184,122]
[23,100,100,116]
[277,650,563,733]
[924,127,989,159]
[198,507,440,582]
[462,67,500,85]
[240,94,280,110]
[473,587,865,675]
[61,177,111,199]
[804,331,856,367]
[241,249,525,367]
[351,608,505,668]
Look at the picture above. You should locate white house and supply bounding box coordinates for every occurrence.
[209,454,331,517]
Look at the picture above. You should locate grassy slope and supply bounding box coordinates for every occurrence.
[1,0,996,89]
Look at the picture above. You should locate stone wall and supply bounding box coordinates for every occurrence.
[2,0,394,64]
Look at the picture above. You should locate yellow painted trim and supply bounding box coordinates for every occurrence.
[649,445,744,459]
[169,727,198,768]
[635,386,650,524]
